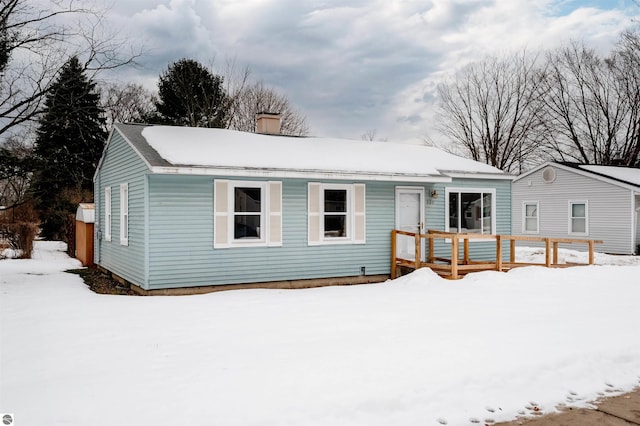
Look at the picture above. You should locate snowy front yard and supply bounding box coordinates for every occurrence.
[1,242,639,426]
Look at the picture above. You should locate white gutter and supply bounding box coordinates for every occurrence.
[441,171,515,180]
[150,166,453,183]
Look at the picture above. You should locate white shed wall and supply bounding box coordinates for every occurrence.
[635,195,640,254]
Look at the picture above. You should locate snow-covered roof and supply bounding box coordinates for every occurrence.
[75,203,95,223]
[112,123,509,183]
[579,165,640,187]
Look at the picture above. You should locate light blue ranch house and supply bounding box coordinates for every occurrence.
[94,116,512,294]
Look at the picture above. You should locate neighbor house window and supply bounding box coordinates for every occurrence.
[213,180,282,248]
[569,201,588,235]
[120,183,128,246]
[308,183,366,245]
[523,202,539,233]
[105,186,112,242]
[446,188,495,234]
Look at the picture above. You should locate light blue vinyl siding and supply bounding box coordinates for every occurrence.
[94,131,147,287]
[146,175,512,289]
[147,176,396,289]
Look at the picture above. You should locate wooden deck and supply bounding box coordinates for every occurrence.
[391,229,603,280]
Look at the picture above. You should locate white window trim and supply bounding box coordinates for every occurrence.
[522,201,539,234]
[230,181,267,247]
[568,200,589,236]
[444,187,497,236]
[120,183,128,246]
[308,182,366,246]
[104,186,112,242]
[214,180,282,249]
[321,183,352,243]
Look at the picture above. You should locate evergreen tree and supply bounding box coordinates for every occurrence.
[31,56,107,241]
[152,58,229,127]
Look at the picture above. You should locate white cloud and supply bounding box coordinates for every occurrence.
[385,0,636,142]
[89,0,639,140]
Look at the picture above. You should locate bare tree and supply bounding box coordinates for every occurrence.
[360,129,388,142]
[537,41,638,166]
[612,30,640,166]
[1,0,140,139]
[100,82,155,128]
[220,57,251,129]
[228,80,309,136]
[361,129,377,141]
[436,51,548,173]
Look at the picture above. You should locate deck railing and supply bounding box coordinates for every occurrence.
[391,229,603,279]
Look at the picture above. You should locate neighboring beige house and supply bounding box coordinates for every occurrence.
[513,162,640,255]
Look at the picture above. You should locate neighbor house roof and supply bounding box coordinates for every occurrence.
[575,164,640,187]
[515,161,640,191]
[102,123,511,183]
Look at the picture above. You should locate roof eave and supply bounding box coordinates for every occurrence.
[93,126,117,183]
[514,162,640,191]
[149,166,452,183]
[512,161,554,182]
[441,171,514,180]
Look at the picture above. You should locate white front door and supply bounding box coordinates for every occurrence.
[395,187,425,261]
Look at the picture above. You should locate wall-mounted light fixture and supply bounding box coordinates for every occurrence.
[431,189,438,199]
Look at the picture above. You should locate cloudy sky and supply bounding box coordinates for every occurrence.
[97,0,638,141]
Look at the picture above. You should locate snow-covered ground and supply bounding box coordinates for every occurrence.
[1,242,639,426]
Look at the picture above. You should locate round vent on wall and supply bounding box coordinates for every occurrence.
[542,166,556,183]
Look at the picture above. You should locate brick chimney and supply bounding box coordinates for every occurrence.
[256,112,281,135]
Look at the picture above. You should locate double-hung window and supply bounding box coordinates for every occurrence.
[214,180,282,248]
[308,183,366,245]
[569,201,588,235]
[523,201,539,234]
[120,183,128,246]
[446,188,495,234]
[323,188,348,238]
[234,185,263,241]
[104,187,112,241]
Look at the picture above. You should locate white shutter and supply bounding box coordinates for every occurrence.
[214,180,230,248]
[353,184,366,244]
[119,183,128,246]
[268,181,282,246]
[308,182,321,245]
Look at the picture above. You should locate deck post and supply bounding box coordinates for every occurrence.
[545,238,551,267]
[451,235,459,279]
[463,238,469,265]
[588,240,595,264]
[391,230,397,279]
[496,235,502,272]
[510,239,516,264]
[428,234,434,263]
[553,241,559,265]
[415,231,421,270]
